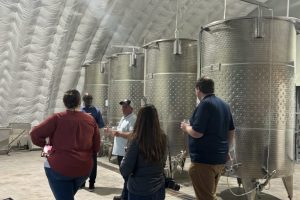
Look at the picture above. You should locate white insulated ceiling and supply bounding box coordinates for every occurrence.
[0,0,282,126]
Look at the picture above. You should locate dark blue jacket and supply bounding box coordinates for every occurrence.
[81,106,105,128]
[120,140,165,196]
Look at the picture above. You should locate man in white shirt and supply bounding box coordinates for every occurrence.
[111,99,136,200]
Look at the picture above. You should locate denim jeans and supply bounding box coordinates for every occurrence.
[128,186,165,200]
[44,167,88,200]
[117,155,128,199]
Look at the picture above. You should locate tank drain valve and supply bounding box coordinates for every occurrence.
[256,169,277,192]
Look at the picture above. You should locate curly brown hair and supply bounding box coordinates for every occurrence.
[63,89,81,109]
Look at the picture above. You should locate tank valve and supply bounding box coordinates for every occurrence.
[173,38,182,55]
[256,168,277,192]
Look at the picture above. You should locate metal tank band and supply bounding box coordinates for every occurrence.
[107,52,144,125]
[143,38,197,156]
[200,16,299,192]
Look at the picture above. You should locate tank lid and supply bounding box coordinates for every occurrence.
[105,55,118,59]
[105,52,144,59]
[112,52,144,56]
[202,16,300,34]
[143,38,197,48]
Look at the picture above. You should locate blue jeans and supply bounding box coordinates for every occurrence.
[128,186,165,200]
[118,155,128,199]
[45,167,88,200]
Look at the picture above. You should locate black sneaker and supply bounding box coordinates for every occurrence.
[88,183,95,192]
[113,196,122,200]
[80,183,85,189]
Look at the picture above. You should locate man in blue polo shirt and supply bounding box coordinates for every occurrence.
[181,77,235,200]
[81,93,105,191]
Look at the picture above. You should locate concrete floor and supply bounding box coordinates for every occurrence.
[0,150,299,200]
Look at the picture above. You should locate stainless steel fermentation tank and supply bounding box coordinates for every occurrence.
[143,38,197,156]
[200,16,299,200]
[107,52,144,125]
[83,62,109,123]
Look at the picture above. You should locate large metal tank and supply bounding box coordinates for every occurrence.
[143,38,197,156]
[107,52,144,125]
[83,62,109,123]
[0,128,11,154]
[200,17,299,199]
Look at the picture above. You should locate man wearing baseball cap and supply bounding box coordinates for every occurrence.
[112,99,136,200]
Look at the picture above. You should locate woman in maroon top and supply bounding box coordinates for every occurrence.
[30,89,100,200]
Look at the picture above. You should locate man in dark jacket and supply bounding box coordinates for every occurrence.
[81,93,105,191]
[181,77,235,200]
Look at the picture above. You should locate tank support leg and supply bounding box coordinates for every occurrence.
[282,175,293,200]
[237,177,242,187]
[241,178,256,200]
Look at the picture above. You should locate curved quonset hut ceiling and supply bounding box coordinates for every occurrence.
[0,0,295,126]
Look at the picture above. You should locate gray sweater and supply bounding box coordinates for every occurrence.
[120,139,165,196]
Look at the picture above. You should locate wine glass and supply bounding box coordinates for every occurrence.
[182,119,190,125]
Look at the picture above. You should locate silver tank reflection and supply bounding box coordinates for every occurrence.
[83,62,109,123]
[84,15,298,200]
[107,52,144,126]
[200,16,298,200]
[143,38,197,159]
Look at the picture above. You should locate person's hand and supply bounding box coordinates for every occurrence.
[180,119,190,133]
[112,130,120,137]
[110,126,118,136]
[103,127,111,137]
[180,122,188,133]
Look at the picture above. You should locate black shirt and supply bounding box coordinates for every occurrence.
[189,94,235,164]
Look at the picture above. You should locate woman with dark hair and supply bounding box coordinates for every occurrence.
[120,104,167,200]
[30,89,100,200]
